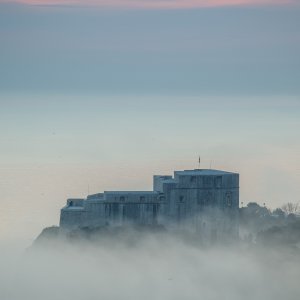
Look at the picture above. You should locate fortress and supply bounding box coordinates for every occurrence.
[60,169,239,240]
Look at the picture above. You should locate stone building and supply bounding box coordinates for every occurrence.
[60,169,239,240]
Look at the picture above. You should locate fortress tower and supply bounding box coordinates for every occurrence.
[60,169,239,240]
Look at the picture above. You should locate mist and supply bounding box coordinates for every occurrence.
[1,228,300,300]
[1,1,299,299]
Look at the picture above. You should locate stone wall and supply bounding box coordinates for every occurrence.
[59,169,239,240]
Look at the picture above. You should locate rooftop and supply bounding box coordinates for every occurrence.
[174,169,238,176]
[104,191,158,194]
[87,193,104,199]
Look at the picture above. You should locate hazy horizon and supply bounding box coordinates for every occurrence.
[1,2,300,300]
[1,93,299,244]
[0,0,300,268]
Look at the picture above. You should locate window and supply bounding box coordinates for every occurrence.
[120,196,125,202]
[215,176,222,188]
[190,176,196,183]
[179,196,184,203]
[159,196,165,201]
[203,177,212,186]
[140,196,145,202]
[224,192,232,207]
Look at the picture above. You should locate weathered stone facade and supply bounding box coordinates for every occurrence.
[60,169,239,239]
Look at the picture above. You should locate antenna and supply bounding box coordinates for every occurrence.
[210,160,212,169]
[88,184,90,196]
[198,156,201,169]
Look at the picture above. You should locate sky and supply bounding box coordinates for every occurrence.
[1,1,300,95]
[0,0,299,8]
[0,0,299,242]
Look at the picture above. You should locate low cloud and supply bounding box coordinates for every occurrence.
[1,230,300,300]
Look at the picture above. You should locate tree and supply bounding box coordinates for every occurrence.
[273,208,285,218]
[243,202,270,217]
[281,202,300,215]
[239,202,272,234]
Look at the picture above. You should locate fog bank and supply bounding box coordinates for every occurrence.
[1,231,300,300]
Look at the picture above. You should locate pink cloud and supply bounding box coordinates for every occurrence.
[1,0,297,9]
